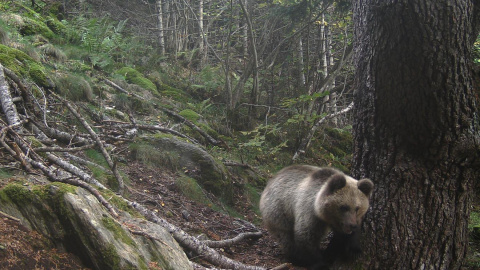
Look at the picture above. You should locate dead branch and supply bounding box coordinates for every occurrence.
[45,153,107,189]
[202,231,262,248]
[0,129,118,217]
[63,152,109,172]
[28,155,118,217]
[3,66,32,107]
[34,143,96,152]
[60,97,124,194]
[0,64,21,127]
[127,200,266,270]
[104,78,145,100]
[31,120,93,146]
[160,107,221,146]
[112,122,200,144]
[292,102,354,161]
[0,210,21,222]
[104,78,221,147]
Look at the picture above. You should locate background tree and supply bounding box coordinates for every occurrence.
[350,0,480,269]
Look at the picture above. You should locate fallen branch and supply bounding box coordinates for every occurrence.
[32,120,93,146]
[34,143,96,152]
[0,210,21,222]
[104,78,221,147]
[46,153,107,189]
[63,152,109,172]
[161,107,222,146]
[112,123,200,144]
[127,200,266,270]
[27,156,118,218]
[61,97,125,194]
[202,231,262,248]
[0,64,21,128]
[104,78,145,100]
[0,130,118,218]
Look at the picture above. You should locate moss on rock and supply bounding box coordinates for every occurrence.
[115,67,158,94]
[0,44,52,88]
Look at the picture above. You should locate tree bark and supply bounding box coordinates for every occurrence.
[350,1,480,269]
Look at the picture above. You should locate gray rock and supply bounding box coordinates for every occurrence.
[0,183,192,270]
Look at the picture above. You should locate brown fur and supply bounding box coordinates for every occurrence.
[259,165,373,267]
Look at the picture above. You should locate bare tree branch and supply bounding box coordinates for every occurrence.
[293,102,354,160]
[60,97,125,194]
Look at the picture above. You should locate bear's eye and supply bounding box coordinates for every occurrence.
[340,205,350,212]
[355,206,360,212]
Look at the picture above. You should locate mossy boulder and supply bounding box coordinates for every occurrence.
[0,44,53,88]
[1,13,55,39]
[115,67,158,94]
[130,135,232,200]
[0,183,192,270]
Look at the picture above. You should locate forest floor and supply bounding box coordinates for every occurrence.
[0,157,479,269]
[0,156,302,270]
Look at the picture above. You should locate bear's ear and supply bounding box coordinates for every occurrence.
[325,174,346,195]
[358,179,374,196]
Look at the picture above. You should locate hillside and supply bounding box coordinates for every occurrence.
[0,0,358,269]
[0,0,479,269]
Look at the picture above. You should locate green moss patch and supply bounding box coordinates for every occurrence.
[115,67,157,94]
[179,109,200,122]
[101,216,136,247]
[0,44,52,88]
[1,13,54,39]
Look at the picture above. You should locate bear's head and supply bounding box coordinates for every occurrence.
[314,173,374,234]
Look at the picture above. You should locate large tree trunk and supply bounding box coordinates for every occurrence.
[350,1,480,269]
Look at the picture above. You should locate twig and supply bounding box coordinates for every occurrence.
[34,143,96,152]
[0,210,21,222]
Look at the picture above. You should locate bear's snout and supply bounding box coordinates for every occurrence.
[341,221,358,234]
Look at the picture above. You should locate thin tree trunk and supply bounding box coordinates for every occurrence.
[297,37,306,88]
[239,0,259,120]
[156,0,165,55]
[349,1,480,269]
[198,0,204,53]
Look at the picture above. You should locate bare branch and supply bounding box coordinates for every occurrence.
[202,231,262,248]
[60,97,125,194]
[127,200,266,270]
[34,143,96,152]
[0,64,21,127]
[293,102,354,161]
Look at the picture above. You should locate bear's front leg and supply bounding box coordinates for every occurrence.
[324,227,362,262]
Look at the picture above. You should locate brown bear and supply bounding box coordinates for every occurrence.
[259,165,374,269]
